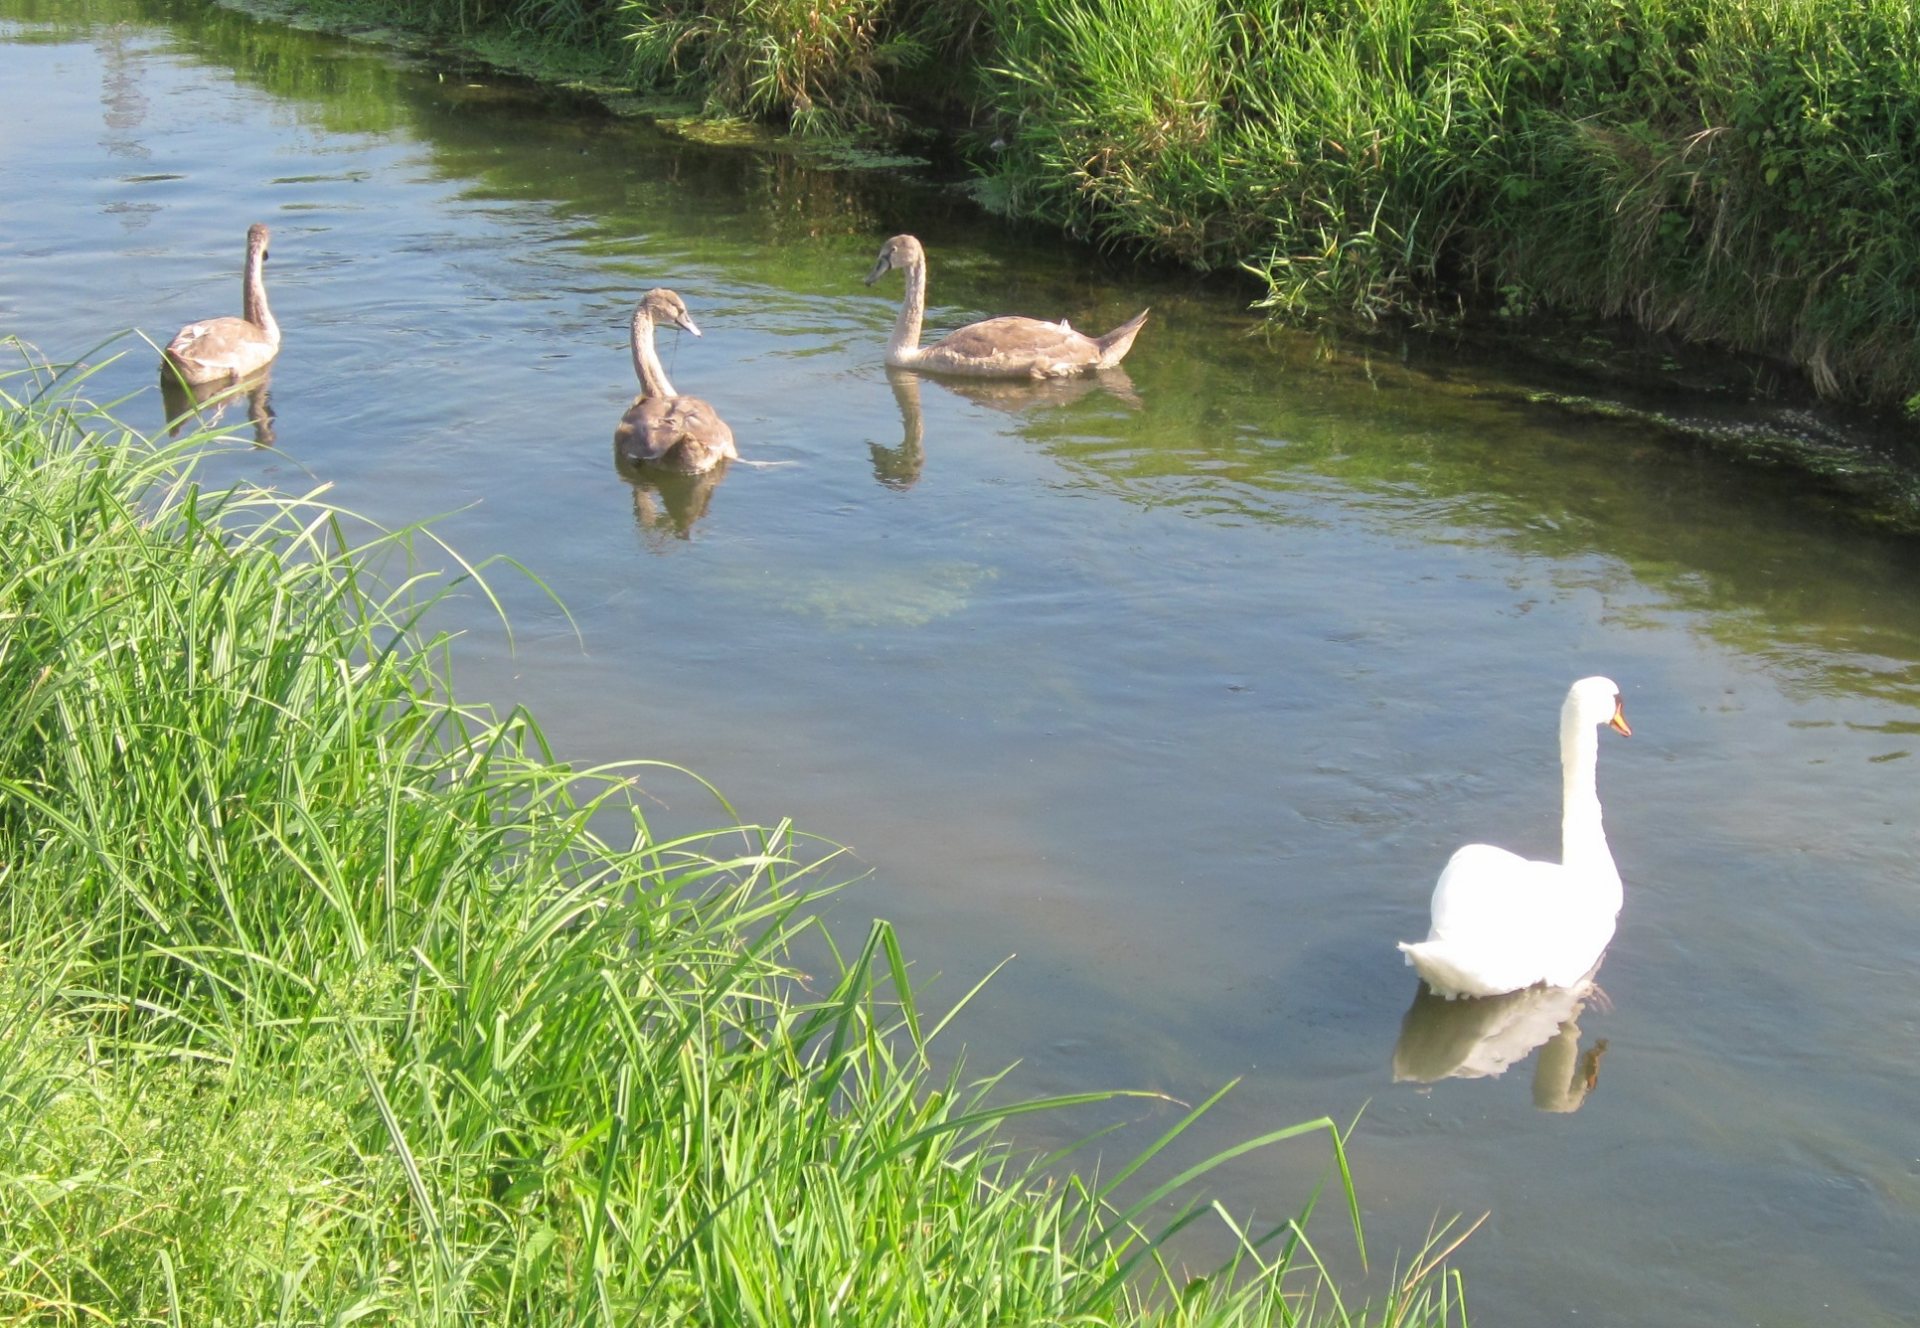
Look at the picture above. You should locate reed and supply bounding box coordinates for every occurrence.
[618,0,908,133]
[974,0,1920,404]
[0,355,1465,1324]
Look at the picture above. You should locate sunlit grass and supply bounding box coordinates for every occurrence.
[618,0,917,134]
[0,349,1467,1324]
[974,0,1920,403]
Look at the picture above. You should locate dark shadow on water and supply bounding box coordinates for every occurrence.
[917,364,1143,415]
[160,363,275,447]
[614,448,728,547]
[1393,980,1609,1114]
[874,366,1143,490]
[870,369,926,490]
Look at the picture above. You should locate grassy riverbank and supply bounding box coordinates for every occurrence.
[0,368,1467,1322]
[245,0,1920,413]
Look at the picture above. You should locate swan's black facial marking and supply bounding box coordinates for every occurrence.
[866,236,914,286]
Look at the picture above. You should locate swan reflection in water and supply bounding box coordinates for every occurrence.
[1393,979,1610,1113]
[875,366,1142,490]
[615,449,728,546]
[160,365,275,447]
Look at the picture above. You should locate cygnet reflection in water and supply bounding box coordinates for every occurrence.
[615,449,728,546]
[922,364,1142,415]
[1392,980,1610,1114]
[872,370,928,491]
[160,364,275,447]
[874,366,1142,490]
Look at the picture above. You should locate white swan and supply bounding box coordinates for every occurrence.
[864,234,1149,379]
[1398,676,1632,999]
[163,223,281,385]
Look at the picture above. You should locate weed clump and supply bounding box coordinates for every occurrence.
[972,0,1920,404]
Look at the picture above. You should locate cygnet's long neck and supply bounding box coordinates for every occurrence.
[886,255,927,366]
[630,309,677,398]
[1558,702,1619,906]
[244,244,279,347]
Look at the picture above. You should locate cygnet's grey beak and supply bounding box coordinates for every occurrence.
[863,255,890,287]
[674,313,703,337]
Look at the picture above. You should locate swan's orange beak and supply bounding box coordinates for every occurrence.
[1608,697,1631,737]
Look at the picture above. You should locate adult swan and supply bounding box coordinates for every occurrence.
[864,234,1148,379]
[1398,677,1632,1000]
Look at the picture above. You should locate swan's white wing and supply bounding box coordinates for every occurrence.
[1403,844,1617,997]
[1426,843,1559,940]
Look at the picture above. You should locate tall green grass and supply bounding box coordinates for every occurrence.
[0,354,1468,1324]
[979,0,1478,312]
[974,0,1920,404]
[618,0,926,133]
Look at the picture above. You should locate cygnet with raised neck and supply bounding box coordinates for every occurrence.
[163,223,281,385]
[864,234,1148,379]
[614,288,737,475]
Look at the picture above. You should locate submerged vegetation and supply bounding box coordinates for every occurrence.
[0,358,1468,1322]
[250,0,1920,413]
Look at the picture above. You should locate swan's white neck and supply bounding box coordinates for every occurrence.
[244,245,279,347]
[1559,703,1620,914]
[886,256,927,367]
[630,309,676,398]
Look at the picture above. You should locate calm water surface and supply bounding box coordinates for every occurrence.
[4,3,1918,1322]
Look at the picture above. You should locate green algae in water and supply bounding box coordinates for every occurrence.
[655,115,781,149]
[806,144,932,172]
[1519,390,1920,532]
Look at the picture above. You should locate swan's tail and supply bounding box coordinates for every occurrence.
[1398,939,1498,1001]
[1094,309,1150,369]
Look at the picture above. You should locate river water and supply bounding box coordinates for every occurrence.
[3,2,1918,1323]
